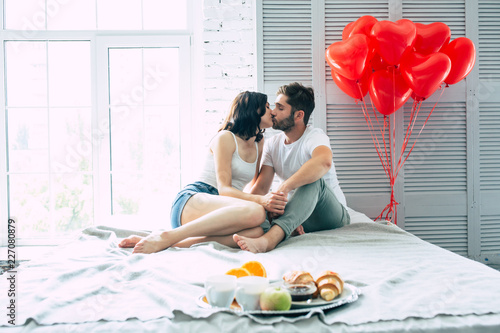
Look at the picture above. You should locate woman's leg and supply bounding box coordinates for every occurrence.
[131,194,266,253]
[172,226,264,248]
[120,226,264,249]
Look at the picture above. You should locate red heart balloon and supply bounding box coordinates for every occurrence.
[342,21,355,40]
[414,22,451,55]
[326,34,371,80]
[371,19,417,65]
[369,69,412,116]
[342,15,378,40]
[331,68,371,100]
[370,53,390,71]
[441,37,476,85]
[400,51,451,99]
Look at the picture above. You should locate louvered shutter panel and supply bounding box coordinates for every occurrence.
[403,103,468,255]
[261,0,313,98]
[402,0,466,37]
[401,1,468,254]
[478,1,500,260]
[324,1,390,216]
[325,1,390,81]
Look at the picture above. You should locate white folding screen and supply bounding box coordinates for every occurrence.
[477,0,500,264]
[258,0,500,263]
[400,1,468,255]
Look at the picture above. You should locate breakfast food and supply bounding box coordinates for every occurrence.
[283,271,314,284]
[241,261,267,277]
[225,267,251,278]
[226,261,267,278]
[282,271,317,301]
[282,270,344,302]
[259,286,292,311]
[315,270,344,301]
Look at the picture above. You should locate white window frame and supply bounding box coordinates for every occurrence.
[0,0,200,245]
[95,35,192,223]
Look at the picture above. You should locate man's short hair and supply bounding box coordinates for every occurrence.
[277,82,315,125]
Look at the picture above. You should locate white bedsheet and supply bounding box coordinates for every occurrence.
[1,208,500,332]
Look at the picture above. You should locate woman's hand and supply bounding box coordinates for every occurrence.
[260,192,287,215]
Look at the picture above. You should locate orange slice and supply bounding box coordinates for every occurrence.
[241,261,267,278]
[225,267,251,278]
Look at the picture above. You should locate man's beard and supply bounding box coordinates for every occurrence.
[272,113,295,132]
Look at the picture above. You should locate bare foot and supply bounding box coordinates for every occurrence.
[119,235,143,248]
[233,234,269,254]
[132,231,174,254]
[291,225,305,237]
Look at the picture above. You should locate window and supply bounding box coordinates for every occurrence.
[1,0,193,245]
[4,0,187,30]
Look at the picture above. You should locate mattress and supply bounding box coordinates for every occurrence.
[1,208,500,332]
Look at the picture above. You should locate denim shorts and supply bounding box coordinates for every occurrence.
[170,181,219,229]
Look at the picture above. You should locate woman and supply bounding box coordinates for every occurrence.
[119,91,287,253]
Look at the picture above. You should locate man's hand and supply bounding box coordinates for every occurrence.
[275,182,292,199]
[260,192,287,215]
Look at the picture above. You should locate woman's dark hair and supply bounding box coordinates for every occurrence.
[219,91,268,142]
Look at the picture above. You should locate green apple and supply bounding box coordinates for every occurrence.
[259,286,292,311]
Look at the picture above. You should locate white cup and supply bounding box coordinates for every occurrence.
[235,276,269,311]
[205,275,237,308]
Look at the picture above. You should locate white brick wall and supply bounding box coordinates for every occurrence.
[202,0,257,140]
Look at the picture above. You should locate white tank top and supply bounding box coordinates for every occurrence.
[198,132,258,191]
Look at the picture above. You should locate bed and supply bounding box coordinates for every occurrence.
[2,208,500,332]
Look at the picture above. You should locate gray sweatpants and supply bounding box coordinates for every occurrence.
[261,178,350,241]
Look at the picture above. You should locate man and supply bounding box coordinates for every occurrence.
[233,82,350,253]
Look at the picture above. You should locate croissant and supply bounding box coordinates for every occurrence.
[282,271,314,284]
[315,271,344,301]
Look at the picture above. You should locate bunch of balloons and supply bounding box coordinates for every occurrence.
[325,16,476,222]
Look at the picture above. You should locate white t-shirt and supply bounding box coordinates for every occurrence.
[262,126,347,207]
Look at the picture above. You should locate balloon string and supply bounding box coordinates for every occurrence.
[376,67,401,223]
[357,85,391,178]
[382,116,391,177]
[396,86,446,177]
[395,99,422,177]
[387,68,398,224]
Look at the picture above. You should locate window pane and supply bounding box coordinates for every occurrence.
[7,108,49,173]
[5,0,188,31]
[110,106,144,172]
[143,48,179,106]
[4,0,46,30]
[111,172,176,230]
[48,42,91,107]
[46,0,96,30]
[109,48,143,105]
[5,42,47,107]
[143,0,187,30]
[111,173,142,215]
[49,108,92,173]
[110,106,180,228]
[53,174,93,233]
[97,0,142,30]
[144,106,180,174]
[9,174,50,237]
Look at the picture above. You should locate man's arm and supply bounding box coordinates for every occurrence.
[250,165,287,215]
[250,165,275,195]
[276,145,332,197]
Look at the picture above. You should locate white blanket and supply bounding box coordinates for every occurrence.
[2,209,500,328]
